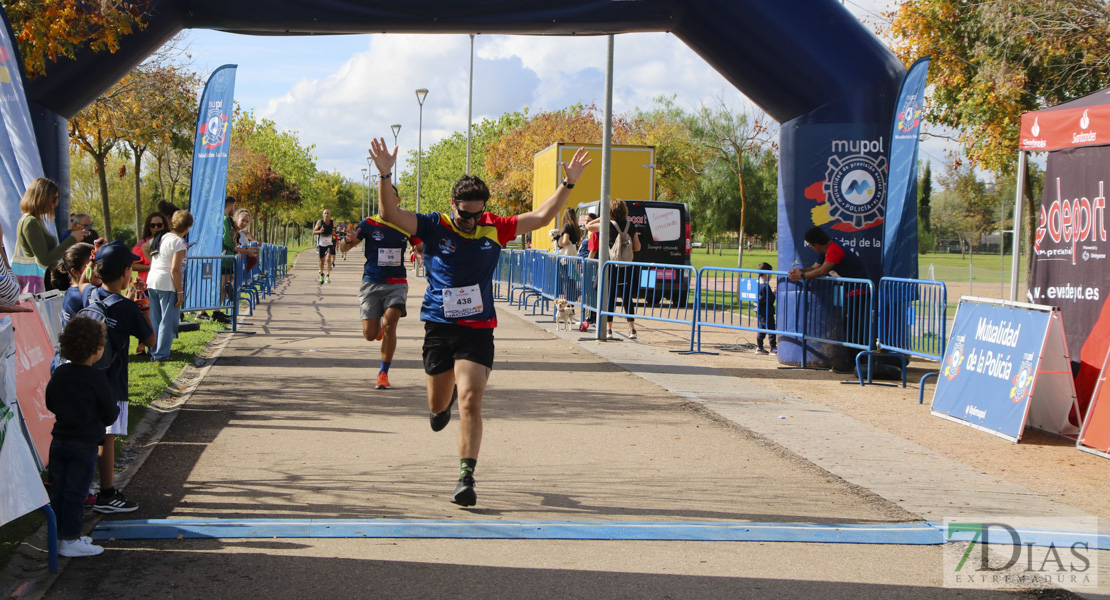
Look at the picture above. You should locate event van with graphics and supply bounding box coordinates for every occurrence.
[577,199,693,307]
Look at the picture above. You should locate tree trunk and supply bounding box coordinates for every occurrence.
[133,146,145,235]
[96,154,113,241]
[736,153,746,269]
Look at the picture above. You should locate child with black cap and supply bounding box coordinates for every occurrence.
[86,241,155,513]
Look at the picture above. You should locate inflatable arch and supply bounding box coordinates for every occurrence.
[22,0,907,365]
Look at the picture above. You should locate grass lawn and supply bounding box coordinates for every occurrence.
[689,248,1027,286]
[0,316,225,568]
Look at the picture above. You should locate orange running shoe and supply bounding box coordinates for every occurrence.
[375,327,385,341]
[376,372,390,389]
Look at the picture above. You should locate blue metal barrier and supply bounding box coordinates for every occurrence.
[599,260,696,346]
[856,277,948,403]
[695,267,796,354]
[183,255,239,332]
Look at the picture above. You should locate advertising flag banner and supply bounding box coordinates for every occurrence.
[1078,346,1110,458]
[882,57,929,280]
[9,300,55,465]
[0,316,49,526]
[0,9,48,258]
[1028,145,1110,420]
[186,65,237,309]
[931,298,1079,442]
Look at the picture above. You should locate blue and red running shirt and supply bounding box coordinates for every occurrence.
[415,211,518,328]
[354,215,421,284]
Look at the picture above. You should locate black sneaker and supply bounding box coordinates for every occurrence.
[430,386,457,432]
[451,476,476,507]
[212,311,232,325]
[93,489,138,514]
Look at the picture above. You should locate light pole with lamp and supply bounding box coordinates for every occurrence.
[390,123,402,183]
[415,88,428,214]
[369,172,379,215]
[360,168,368,219]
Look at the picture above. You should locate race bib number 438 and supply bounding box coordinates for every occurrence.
[443,284,482,318]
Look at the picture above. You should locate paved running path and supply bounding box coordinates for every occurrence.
[37,252,1104,599]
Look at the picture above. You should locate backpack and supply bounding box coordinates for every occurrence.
[76,289,126,371]
[609,220,634,262]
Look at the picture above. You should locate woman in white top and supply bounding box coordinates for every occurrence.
[145,210,193,362]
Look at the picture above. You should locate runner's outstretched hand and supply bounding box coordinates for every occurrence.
[560,147,592,185]
[368,138,397,176]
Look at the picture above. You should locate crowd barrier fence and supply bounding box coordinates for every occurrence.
[857,277,949,403]
[494,251,946,401]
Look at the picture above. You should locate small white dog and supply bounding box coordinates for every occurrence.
[554,298,576,331]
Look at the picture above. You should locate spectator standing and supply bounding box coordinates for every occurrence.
[13,178,89,293]
[88,241,155,513]
[56,243,98,326]
[586,198,641,340]
[755,262,777,355]
[555,207,580,255]
[46,316,118,557]
[147,211,193,363]
[232,208,259,274]
[132,212,166,285]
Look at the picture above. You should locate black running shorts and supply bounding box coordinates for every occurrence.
[422,322,495,375]
[317,245,336,258]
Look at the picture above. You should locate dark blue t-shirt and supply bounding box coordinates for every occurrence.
[415,212,517,328]
[61,285,96,326]
[355,216,418,283]
[87,287,153,403]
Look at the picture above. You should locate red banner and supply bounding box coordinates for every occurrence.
[1079,345,1110,457]
[1020,100,1109,152]
[9,302,54,465]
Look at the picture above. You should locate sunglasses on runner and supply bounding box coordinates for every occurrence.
[454,206,485,221]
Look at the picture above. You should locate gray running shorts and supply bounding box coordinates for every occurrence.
[359,281,408,320]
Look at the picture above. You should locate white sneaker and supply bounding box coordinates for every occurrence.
[58,537,105,557]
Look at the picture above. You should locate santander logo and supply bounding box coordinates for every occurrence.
[1074,109,1097,144]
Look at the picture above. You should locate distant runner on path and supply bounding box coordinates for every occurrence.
[369,136,591,507]
[340,215,422,390]
[313,209,336,284]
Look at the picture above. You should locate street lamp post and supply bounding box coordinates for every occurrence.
[390,123,402,183]
[415,88,428,214]
[367,156,376,214]
[370,172,379,215]
[361,168,368,218]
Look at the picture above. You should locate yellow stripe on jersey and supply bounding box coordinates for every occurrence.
[368,215,412,237]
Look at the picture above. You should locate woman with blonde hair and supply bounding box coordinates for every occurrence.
[14,178,89,292]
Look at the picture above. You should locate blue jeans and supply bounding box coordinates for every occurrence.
[48,438,98,540]
[149,288,179,360]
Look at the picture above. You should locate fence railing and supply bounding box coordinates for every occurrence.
[183,244,290,331]
[495,250,946,399]
[858,277,949,402]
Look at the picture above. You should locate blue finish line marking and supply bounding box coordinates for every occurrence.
[91,519,941,545]
[91,520,1110,549]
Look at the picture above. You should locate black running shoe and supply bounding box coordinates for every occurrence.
[93,489,138,514]
[451,476,476,507]
[430,386,457,432]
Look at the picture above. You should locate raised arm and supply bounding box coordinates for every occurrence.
[515,147,591,233]
[370,137,419,237]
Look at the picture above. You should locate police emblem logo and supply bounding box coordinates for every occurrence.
[822,153,887,231]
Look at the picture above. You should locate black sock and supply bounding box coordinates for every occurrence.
[459,458,476,481]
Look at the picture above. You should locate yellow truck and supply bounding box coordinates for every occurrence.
[531,143,656,252]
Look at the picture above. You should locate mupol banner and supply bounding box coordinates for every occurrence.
[186,65,236,309]
[882,56,929,280]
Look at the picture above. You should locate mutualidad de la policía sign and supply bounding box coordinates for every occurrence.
[931,297,1080,442]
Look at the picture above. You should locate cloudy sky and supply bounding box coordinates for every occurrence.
[178,0,949,185]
